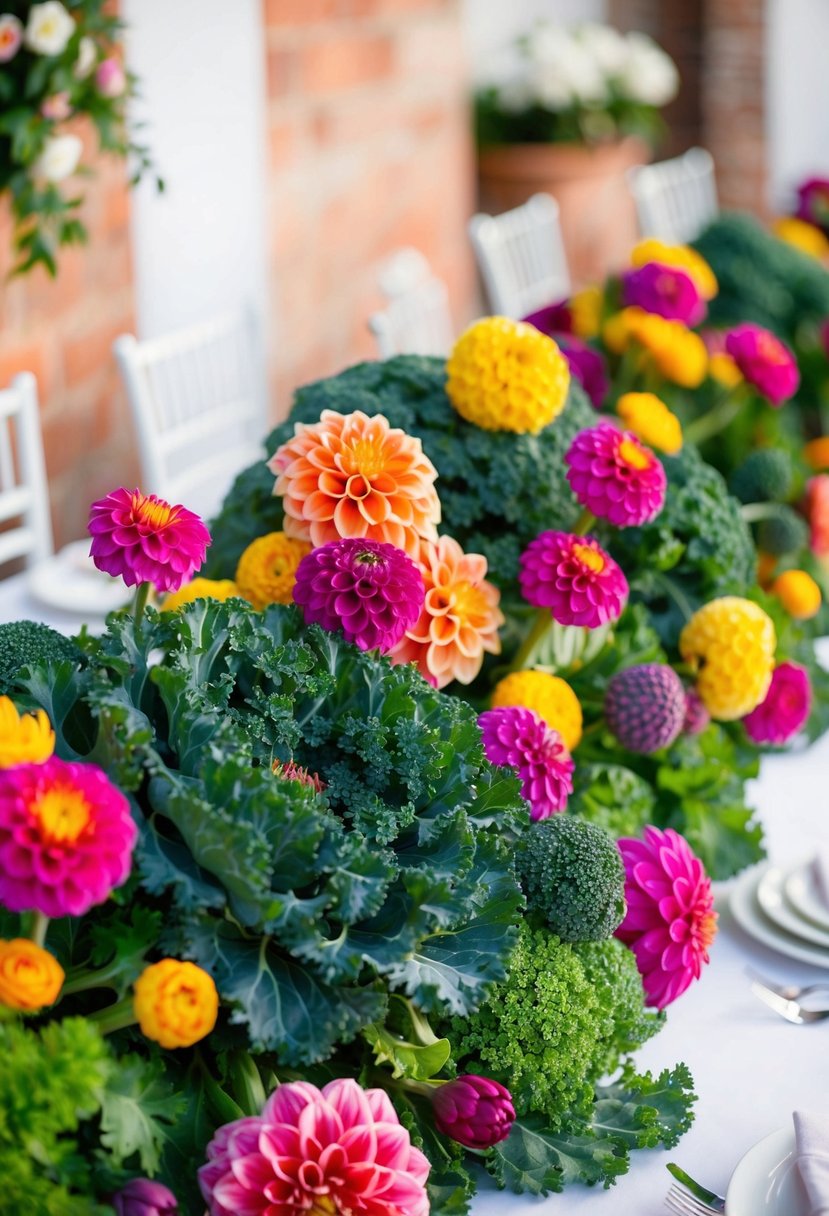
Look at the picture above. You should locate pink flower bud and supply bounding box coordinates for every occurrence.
[432,1075,515,1149]
[96,56,127,98]
[112,1178,178,1216]
[41,91,72,121]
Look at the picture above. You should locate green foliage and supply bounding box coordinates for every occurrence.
[611,443,756,647]
[0,1017,112,1213]
[517,816,626,942]
[100,1054,187,1174]
[204,355,595,601]
[568,762,655,839]
[0,619,83,695]
[729,448,793,504]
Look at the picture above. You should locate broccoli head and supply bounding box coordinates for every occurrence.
[757,507,809,556]
[573,938,664,1075]
[729,448,793,504]
[0,621,83,695]
[517,815,626,942]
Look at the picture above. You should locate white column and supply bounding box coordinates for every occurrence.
[766,0,829,211]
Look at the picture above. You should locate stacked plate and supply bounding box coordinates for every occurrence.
[730,855,829,969]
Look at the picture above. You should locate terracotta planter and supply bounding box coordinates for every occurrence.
[477,137,649,289]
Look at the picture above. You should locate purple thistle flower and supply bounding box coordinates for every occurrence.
[432,1075,515,1149]
[111,1179,179,1216]
[682,687,710,737]
[478,705,573,820]
[605,663,686,754]
[293,537,424,653]
[622,261,706,326]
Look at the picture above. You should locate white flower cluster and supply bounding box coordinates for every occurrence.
[493,22,679,114]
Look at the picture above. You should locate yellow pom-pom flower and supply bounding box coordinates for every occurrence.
[570,285,603,338]
[491,670,582,751]
[772,569,822,620]
[446,317,570,434]
[631,239,718,300]
[804,437,829,470]
[616,392,683,455]
[679,597,776,721]
[708,351,743,388]
[235,532,311,610]
[772,216,829,259]
[0,938,64,1011]
[162,577,240,612]
[0,697,54,768]
[134,959,219,1049]
[631,311,708,388]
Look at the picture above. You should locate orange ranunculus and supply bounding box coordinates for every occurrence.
[133,959,218,1049]
[234,532,310,609]
[0,938,64,1011]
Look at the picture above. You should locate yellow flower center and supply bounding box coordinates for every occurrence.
[344,437,386,479]
[30,785,91,844]
[757,332,784,365]
[572,543,605,574]
[132,491,178,531]
[309,1199,337,1216]
[618,438,651,471]
[447,579,491,626]
[697,911,718,951]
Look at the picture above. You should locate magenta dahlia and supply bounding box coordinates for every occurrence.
[522,298,574,337]
[682,687,710,737]
[88,487,210,593]
[604,663,685,753]
[292,537,425,653]
[555,335,609,409]
[742,660,811,745]
[725,324,800,406]
[0,757,136,918]
[432,1075,515,1150]
[478,706,573,820]
[795,176,829,235]
[622,261,706,326]
[111,1179,178,1216]
[565,423,667,527]
[519,531,628,629]
[199,1078,430,1216]
[616,826,717,1009]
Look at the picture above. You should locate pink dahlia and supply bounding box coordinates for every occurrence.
[795,176,829,236]
[88,487,211,593]
[478,706,573,820]
[724,324,800,406]
[293,537,424,653]
[742,660,811,745]
[622,261,706,327]
[199,1078,430,1216]
[616,826,717,1009]
[432,1075,515,1149]
[519,531,628,629]
[0,757,136,918]
[565,423,667,527]
[806,474,829,557]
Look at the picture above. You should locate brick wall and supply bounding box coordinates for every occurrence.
[263,0,477,410]
[0,147,137,549]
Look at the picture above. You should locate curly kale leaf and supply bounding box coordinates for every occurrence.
[99,1054,187,1174]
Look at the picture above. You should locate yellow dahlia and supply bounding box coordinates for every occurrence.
[631,239,718,300]
[0,697,54,768]
[269,410,440,560]
[679,597,776,721]
[772,569,822,620]
[390,535,503,688]
[616,392,682,455]
[446,317,570,435]
[235,532,310,610]
[804,437,829,470]
[772,216,829,260]
[708,351,743,388]
[162,577,240,612]
[570,285,603,339]
[491,669,582,751]
[630,311,708,388]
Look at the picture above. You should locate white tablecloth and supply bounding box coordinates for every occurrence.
[0,573,827,1212]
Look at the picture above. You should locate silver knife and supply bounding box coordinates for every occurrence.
[666,1163,727,1212]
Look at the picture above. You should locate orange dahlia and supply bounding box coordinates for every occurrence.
[390,536,503,688]
[269,410,440,561]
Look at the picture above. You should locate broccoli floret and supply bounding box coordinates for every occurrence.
[757,507,809,556]
[567,762,655,839]
[573,938,664,1075]
[0,621,83,695]
[729,449,793,504]
[517,816,625,942]
[448,922,601,1123]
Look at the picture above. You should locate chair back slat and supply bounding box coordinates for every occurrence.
[627,148,718,244]
[0,374,53,574]
[469,193,571,319]
[369,274,454,359]
[114,312,266,523]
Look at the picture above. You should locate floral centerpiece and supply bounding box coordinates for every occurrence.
[0,1,157,274]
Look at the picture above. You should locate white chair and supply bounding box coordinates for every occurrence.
[468,193,571,319]
[0,372,53,572]
[114,313,266,523]
[368,266,454,359]
[627,147,718,244]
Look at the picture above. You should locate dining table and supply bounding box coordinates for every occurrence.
[1,566,827,1214]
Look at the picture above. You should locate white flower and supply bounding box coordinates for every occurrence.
[74,34,97,79]
[617,32,679,106]
[25,1,75,56]
[578,23,628,75]
[34,133,83,182]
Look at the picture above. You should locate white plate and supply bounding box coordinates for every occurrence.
[726,1127,808,1215]
[757,865,829,949]
[730,866,829,970]
[785,859,829,934]
[28,541,131,616]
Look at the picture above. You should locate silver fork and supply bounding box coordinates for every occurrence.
[665,1183,725,1214]
[750,979,829,1024]
[746,968,829,1002]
